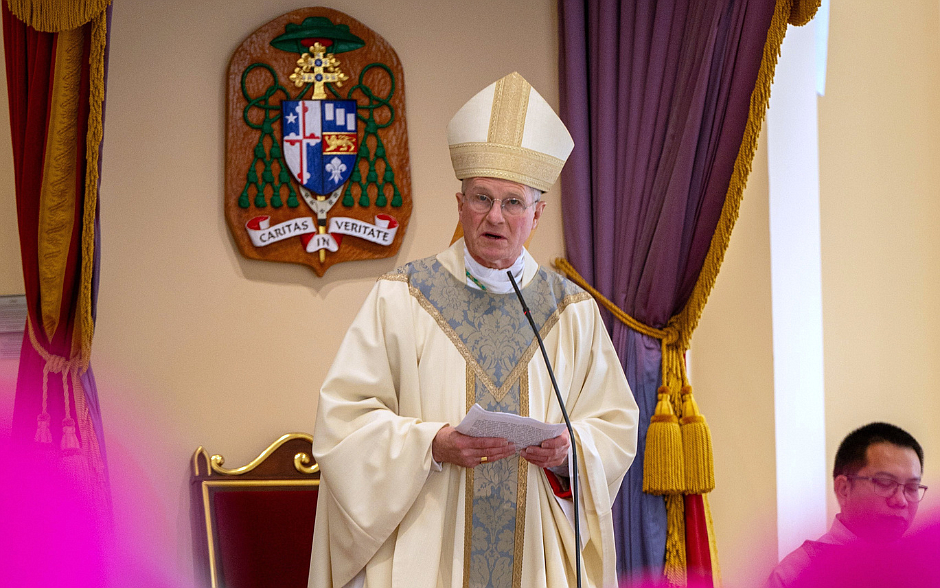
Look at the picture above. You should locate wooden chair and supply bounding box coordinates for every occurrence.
[191,433,320,588]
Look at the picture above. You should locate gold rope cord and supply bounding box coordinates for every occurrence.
[5,0,110,33]
[74,8,107,365]
[554,0,821,583]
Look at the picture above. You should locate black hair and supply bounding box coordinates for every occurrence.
[833,422,924,478]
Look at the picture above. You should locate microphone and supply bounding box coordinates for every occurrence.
[507,271,582,588]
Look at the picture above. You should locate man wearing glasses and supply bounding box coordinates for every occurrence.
[309,72,638,588]
[767,422,926,587]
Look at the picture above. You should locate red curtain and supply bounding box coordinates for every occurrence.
[3,0,111,506]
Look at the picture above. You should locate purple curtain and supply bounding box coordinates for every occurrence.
[558,0,778,580]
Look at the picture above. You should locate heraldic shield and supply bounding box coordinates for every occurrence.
[281,100,358,196]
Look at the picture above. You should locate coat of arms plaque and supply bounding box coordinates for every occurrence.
[225,8,411,276]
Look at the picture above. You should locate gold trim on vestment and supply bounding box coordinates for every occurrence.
[463,371,530,588]
[464,454,474,588]
[463,362,475,588]
[466,363,475,414]
[488,72,530,148]
[512,455,528,587]
[449,143,565,193]
[511,371,530,587]
[520,370,529,418]
[379,271,408,283]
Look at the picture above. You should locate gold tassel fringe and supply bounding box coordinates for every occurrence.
[664,494,687,587]
[643,387,686,495]
[789,0,821,27]
[73,8,107,366]
[5,0,110,33]
[679,386,715,494]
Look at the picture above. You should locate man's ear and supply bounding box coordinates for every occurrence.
[532,200,546,229]
[834,475,851,508]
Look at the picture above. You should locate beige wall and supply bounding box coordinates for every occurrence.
[818,0,940,521]
[1,0,939,586]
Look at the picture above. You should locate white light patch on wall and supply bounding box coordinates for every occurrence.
[815,0,830,96]
[767,19,828,562]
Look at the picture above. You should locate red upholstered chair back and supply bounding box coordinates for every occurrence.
[191,434,320,588]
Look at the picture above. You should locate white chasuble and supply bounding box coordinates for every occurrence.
[309,239,639,588]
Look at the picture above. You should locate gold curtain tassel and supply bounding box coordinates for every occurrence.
[35,412,53,443]
[680,386,715,494]
[60,417,81,455]
[643,386,686,495]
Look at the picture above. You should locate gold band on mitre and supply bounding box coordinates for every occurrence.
[447,72,574,192]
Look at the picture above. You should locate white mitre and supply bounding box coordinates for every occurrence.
[446,72,574,192]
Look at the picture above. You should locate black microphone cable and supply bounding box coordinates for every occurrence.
[507,271,582,588]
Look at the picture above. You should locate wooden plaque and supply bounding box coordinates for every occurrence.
[225,8,412,276]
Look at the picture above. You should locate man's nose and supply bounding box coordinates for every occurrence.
[886,485,910,508]
[485,200,506,222]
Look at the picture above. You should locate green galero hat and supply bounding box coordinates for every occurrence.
[270,17,365,54]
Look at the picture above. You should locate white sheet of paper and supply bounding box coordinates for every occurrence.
[455,404,566,451]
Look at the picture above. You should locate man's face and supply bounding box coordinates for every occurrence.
[835,442,922,542]
[456,177,545,270]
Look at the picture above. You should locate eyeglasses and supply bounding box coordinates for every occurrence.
[463,193,539,217]
[847,475,928,502]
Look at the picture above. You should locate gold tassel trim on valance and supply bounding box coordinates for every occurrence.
[5,0,110,33]
[789,0,821,27]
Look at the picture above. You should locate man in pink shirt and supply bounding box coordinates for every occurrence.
[767,422,926,588]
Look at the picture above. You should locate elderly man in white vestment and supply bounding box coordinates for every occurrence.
[309,72,639,588]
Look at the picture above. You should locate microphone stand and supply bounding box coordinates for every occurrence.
[507,272,582,588]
